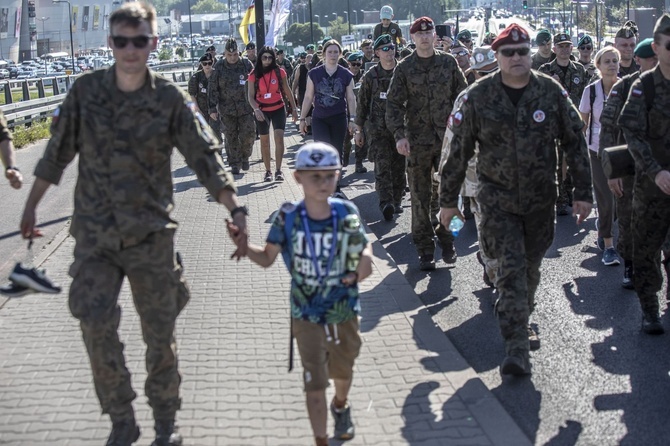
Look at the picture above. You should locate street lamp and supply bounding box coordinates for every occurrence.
[344,11,351,34]
[52,0,75,74]
[352,10,358,25]
[38,17,50,73]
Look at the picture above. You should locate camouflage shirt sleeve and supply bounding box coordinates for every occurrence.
[0,110,12,142]
[619,76,663,181]
[208,61,222,114]
[188,72,199,97]
[355,69,373,127]
[385,62,408,142]
[598,77,627,156]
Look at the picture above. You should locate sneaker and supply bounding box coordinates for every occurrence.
[500,351,531,376]
[330,401,355,440]
[419,254,435,271]
[596,236,605,251]
[602,247,621,266]
[9,263,61,294]
[441,243,457,264]
[476,251,494,288]
[151,420,183,446]
[528,325,540,351]
[622,263,634,290]
[462,199,474,220]
[275,170,284,182]
[641,312,665,335]
[230,165,240,175]
[242,160,250,171]
[106,419,140,446]
[394,203,404,214]
[556,203,569,216]
[355,162,367,173]
[382,203,394,221]
[0,282,34,298]
[264,170,273,182]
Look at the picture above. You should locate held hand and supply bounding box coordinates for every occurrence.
[20,207,43,239]
[654,170,670,196]
[572,201,593,225]
[209,112,218,120]
[347,121,356,134]
[354,132,364,147]
[225,216,249,260]
[5,168,23,189]
[439,207,461,229]
[396,138,410,157]
[608,178,624,198]
[341,272,358,286]
[291,110,298,123]
[299,120,307,134]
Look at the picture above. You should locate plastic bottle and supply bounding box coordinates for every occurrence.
[449,216,465,237]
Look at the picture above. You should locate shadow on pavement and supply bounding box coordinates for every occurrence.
[0,215,71,241]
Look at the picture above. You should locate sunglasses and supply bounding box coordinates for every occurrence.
[350,62,362,66]
[111,34,153,49]
[498,47,531,57]
[261,55,274,60]
[201,61,213,66]
[379,45,395,52]
[665,41,670,50]
[579,45,593,51]
[460,39,472,44]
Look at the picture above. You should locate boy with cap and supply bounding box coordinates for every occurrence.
[531,29,554,70]
[373,5,405,45]
[577,35,597,80]
[227,142,373,446]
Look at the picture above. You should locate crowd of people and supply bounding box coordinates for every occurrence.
[3,1,670,445]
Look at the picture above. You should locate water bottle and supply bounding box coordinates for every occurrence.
[449,216,464,237]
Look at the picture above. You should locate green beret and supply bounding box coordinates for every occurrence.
[634,38,655,58]
[346,51,363,62]
[457,29,472,41]
[577,35,593,47]
[374,34,393,50]
[306,44,315,50]
[535,29,551,44]
[322,36,333,46]
[615,26,635,39]
[653,13,670,35]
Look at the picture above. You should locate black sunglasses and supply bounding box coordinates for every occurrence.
[261,54,274,60]
[201,61,213,66]
[665,40,670,50]
[498,47,531,57]
[460,39,472,44]
[111,34,153,49]
[579,45,593,51]
[350,62,362,66]
[379,45,395,52]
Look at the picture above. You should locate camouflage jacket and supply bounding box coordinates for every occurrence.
[355,62,396,131]
[578,59,598,83]
[619,68,670,189]
[0,110,11,143]
[35,66,236,251]
[531,51,554,70]
[599,72,640,156]
[385,50,467,145]
[188,69,212,115]
[208,57,254,116]
[538,59,588,106]
[440,71,593,214]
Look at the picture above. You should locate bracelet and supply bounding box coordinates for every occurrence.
[230,205,249,218]
[299,118,306,121]
[5,166,19,172]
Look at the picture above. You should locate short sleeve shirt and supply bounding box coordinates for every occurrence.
[579,80,605,153]
[308,65,354,119]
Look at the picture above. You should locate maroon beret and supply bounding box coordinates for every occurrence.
[410,16,434,34]
[491,23,530,51]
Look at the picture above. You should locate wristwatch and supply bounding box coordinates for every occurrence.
[230,205,249,218]
[5,166,19,171]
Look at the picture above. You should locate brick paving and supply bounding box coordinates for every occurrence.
[0,129,531,446]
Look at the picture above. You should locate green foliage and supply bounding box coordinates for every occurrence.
[158,47,173,61]
[12,119,51,149]
[191,0,227,15]
[284,22,325,47]
[327,17,349,43]
[175,47,186,58]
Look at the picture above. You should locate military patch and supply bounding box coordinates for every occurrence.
[631,88,643,97]
[271,78,277,84]
[453,111,463,126]
[52,106,61,125]
[533,110,546,123]
[421,22,427,31]
[475,53,485,63]
[573,77,580,84]
[512,30,519,41]
[391,29,396,34]
[610,89,618,96]
[561,89,568,98]
[239,74,244,80]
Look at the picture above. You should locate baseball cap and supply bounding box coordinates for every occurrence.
[295,143,342,171]
[380,5,393,20]
[554,33,571,44]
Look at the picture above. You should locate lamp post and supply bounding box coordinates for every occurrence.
[52,0,75,74]
[344,11,351,34]
[38,17,50,74]
[186,0,194,62]
[352,10,358,25]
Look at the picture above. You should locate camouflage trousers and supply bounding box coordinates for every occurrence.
[480,204,555,354]
[370,130,406,208]
[407,141,454,256]
[556,145,573,207]
[470,196,498,286]
[631,183,670,314]
[68,230,190,422]
[208,114,222,144]
[220,112,255,168]
[343,132,368,166]
[615,175,635,262]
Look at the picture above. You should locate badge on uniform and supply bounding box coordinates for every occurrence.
[573,77,580,84]
[631,88,643,97]
[239,74,246,86]
[610,90,618,96]
[52,106,61,125]
[379,92,387,99]
[452,111,463,126]
[391,29,396,34]
[271,78,277,84]
[533,110,545,123]
[201,88,207,93]
[561,89,569,98]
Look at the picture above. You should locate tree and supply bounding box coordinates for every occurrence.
[284,22,325,46]
[327,17,349,43]
[158,47,173,61]
[191,0,227,14]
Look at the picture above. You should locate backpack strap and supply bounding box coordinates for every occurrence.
[640,70,655,111]
[588,82,597,145]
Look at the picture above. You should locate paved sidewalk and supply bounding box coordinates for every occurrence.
[0,130,531,446]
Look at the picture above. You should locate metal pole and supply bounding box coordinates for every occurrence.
[67,2,75,73]
[255,0,265,47]
[309,0,314,44]
[346,1,351,34]
[187,0,194,61]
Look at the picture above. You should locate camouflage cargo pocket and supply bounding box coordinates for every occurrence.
[174,252,191,315]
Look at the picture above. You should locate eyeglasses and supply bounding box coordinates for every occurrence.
[201,61,213,66]
[379,45,395,52]
[111,34,153,49]
[498,47,531,57]
[579,45,593,51]
[350,62,362,66]
[261,55,274,60]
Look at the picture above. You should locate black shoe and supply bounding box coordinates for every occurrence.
[622,263,634,290]
[242,160,250,171]
[528,325,540,351]
[151,420,183,446]
[107,419,140,446]
[9,263,61,294]
[264,170,273,182]
[382,203,394,221]
[441,243,457,264]
[275,170,284,182]
[0,282,34,298]
[556,203,569,216]
[462,199,474,220]
[642,312,665,335]
[394,203,403,214]
[355,162,367,173]
[231,165,240,175]
[500,351,531,376]
[419,254,435,271]
[476,251,494,288]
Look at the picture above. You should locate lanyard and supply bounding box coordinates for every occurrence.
[300,203,338,287]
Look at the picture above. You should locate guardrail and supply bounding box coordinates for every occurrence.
[1,69,195,129]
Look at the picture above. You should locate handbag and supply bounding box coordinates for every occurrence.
[601,145,635,179]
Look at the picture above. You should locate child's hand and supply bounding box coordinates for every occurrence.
[226,218,248,261]
[341,272,358,286]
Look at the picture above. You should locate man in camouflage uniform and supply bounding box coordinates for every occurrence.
[1,109,23,189]
[208,38,255,175]
[386,16,467,270]
[615,26,639,77]
[360,39,376,66]
[440,24,593,376]
[343,52,367,171]
[618,14,670,335]
[355,34,406,221]
[18,3,247,445]
[456,29,474,52]
[276,49,293,81]
[576,35,597,82]
[531,29,554,70]
[188,53,222,143]
[599,37,658,290]
[539,32,589,216]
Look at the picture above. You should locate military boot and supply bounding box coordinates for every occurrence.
[642,311,665,335]
[500,350,531,376]
[151,420,183,446]
[663,255,670,301]
[106,419,140,446]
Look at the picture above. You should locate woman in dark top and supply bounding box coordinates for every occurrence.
[187,53,221,142]
[299,40,357,174]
